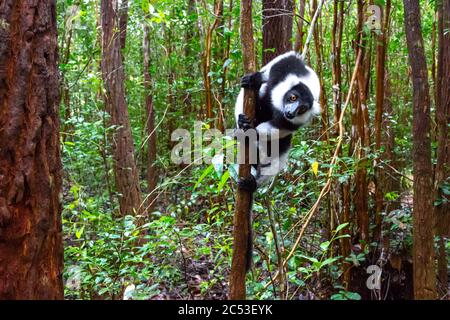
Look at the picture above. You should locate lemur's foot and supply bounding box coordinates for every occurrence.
[241,72,262,90]
[238,114,253,131]
[238,175,257,193]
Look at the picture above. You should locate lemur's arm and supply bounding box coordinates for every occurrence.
[241,72,264,92]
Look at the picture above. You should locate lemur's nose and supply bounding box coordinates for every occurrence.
[285,111,295,119]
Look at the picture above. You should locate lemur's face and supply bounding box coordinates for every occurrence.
[282,82,314,121]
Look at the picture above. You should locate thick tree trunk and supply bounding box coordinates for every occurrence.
[262,0,294,64]
[229,0,256,300]
[403,0,437,300]
[435,0,450,296]
[143,23,157,212]
[0,0,63,299]
[100,0,142,216]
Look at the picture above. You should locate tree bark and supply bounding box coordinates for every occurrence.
[60,2,80,142]
[100,0,142,216]
[403,0,437,300]
[0,0,63,299]
[374,0,391,241]
[229,0,256,300]
[311,0,328,141]
[353,0,369,243]
[294,0,306,52]
[203,0,224,124]
[262,0,294,64]
[331,0,344,134]
[435,0,450,296]
[119,0,129,51]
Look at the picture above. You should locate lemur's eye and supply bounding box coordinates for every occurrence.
[290,95,297,101]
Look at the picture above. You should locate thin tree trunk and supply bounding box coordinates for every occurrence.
[353,0,369,243]
[311,0,328,141]
[119,0,129,51]
[403,0,437,300]
[294,0,306,52]
[100,0,142,216]
[435,0,450,296]
[61,2,80,142]
[262,0,294,64]
[166,26,176,149]
[184,0,197,112]
[331,0,344,134]
[229,0,256,300]
[203,0,224,124]
[218,0,234,132]
[374,0,391,241]
[143,23,157,212]
[0,0,63,299]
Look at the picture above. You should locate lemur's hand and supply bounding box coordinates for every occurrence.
[238,175,257,193]
[241,72,263,91]
[238,114,253,131]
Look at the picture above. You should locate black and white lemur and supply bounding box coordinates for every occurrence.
[234,51,321,271]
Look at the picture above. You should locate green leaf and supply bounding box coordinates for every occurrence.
[334,222,349,233]
[320,241,330,251]
[321,256,340,267]
[194,164,214,190]
[344,291,361,300]
[75,226,84,239]
[334,234,351,241]
[217,170,230,193]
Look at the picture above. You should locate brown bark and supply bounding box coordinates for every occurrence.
[60,2,80,142]
[374,0,391,241]
[184,0,197,112]
[331,0,348,285]
[331,0,344,134]
[294,0,306,52]
[119,0,129,51]
[166,26,176,148]
[353,0,369,243]
[100,0,142,216]
[311,0,328,141]
[203,0,224,123]
[143,23,157,212]
[435,0,450,296]
[262,0,294,64]
[403,0,437,300]
[0,0,63,299]
[229,0,256,300]
[218,0,234,132]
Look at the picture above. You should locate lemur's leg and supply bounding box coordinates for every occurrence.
[237,114,253,131]
[238,173,257,192]
[236,113,258,193]
[241,72,263,91]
